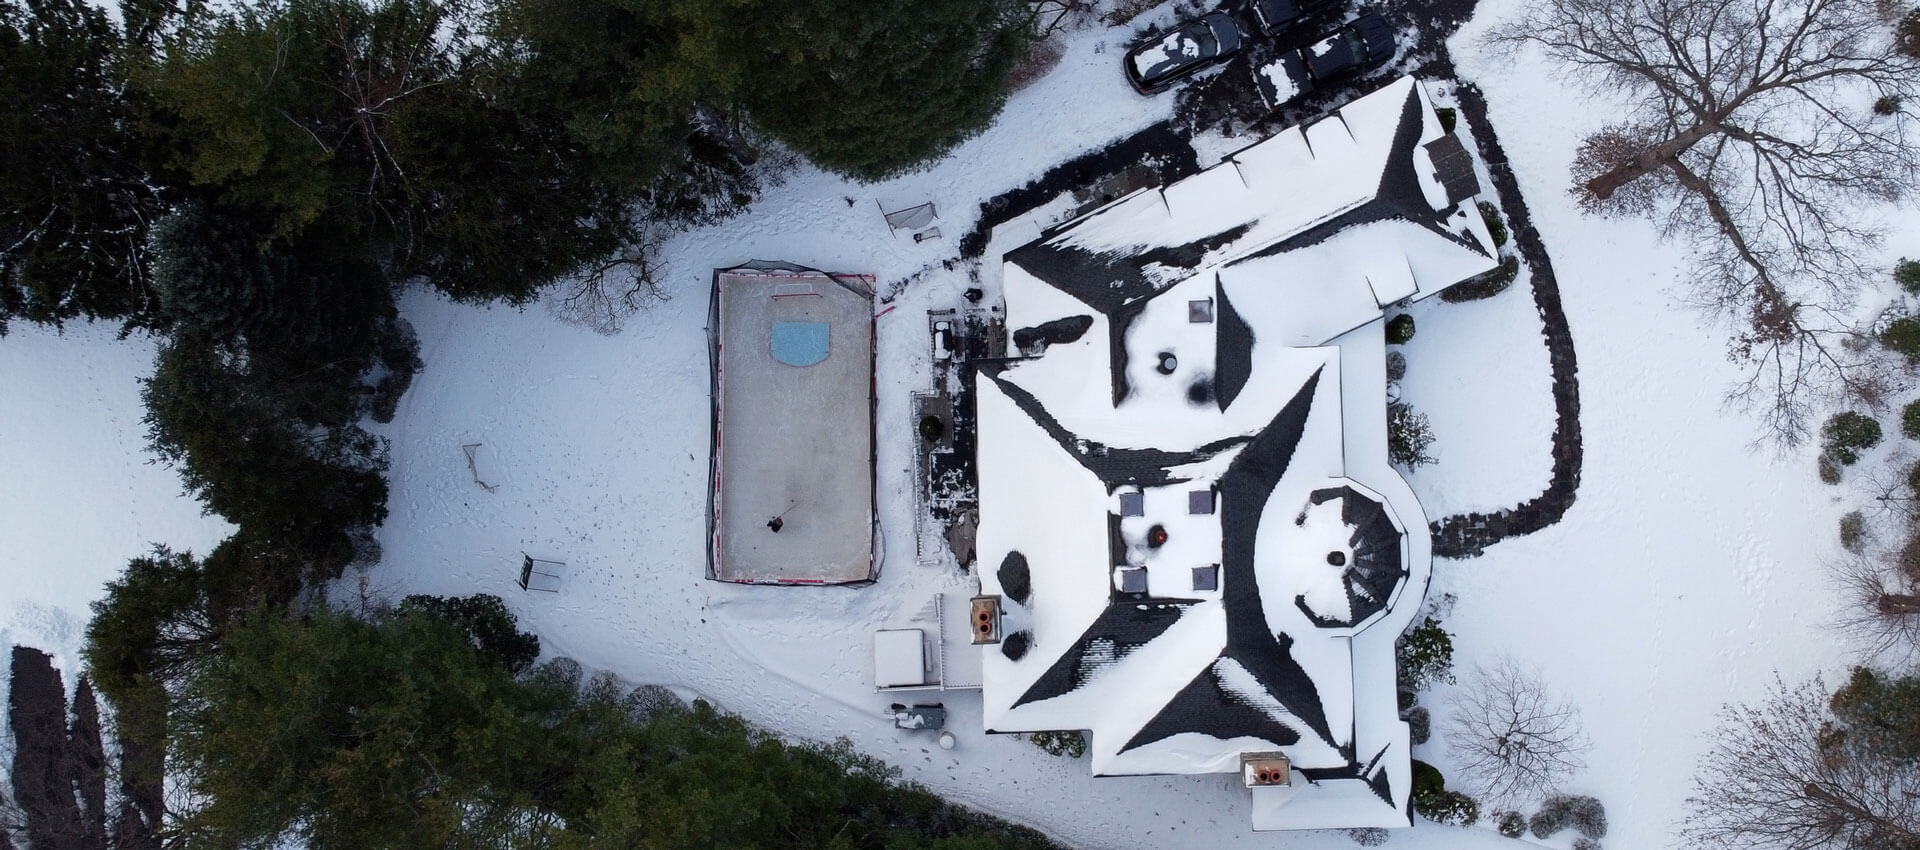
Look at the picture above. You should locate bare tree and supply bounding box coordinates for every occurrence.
[1681,674,1920,850]
[1487,0,1920,445]
[1831,550,1920,661]
[549,223,670,335]
[1447,656,1589,805]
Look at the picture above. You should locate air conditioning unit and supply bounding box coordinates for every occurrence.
[970,595,1002,645]
[1241,752,1292,788]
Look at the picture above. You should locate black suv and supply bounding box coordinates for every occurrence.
[1249,0,1303,35]
[1124,11,1245,94]
[1251,12,1395,110]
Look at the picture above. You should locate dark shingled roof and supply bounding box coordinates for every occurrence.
[1423,133,1480,207]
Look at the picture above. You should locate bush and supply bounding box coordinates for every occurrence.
[1386,314,1416,344]
[1908,462,1920,502]
[1441,255,1520,302]
[1028,730,1086,758]
[1495,810,1526,837]
[1572,840,1601,850]
[1388,402,1436,468]
[1881,316,1920,362]
[1822,412,1882,465]
[1897,258,1920,294]
[1818,450,1842,484]
[1478,201,1509,248]
[1531,794,1607,839]
[1904,400,1920,440]
[1900,531,1920,586]
[1411,759,1446,801]
[1346,827,1388,846]
[1436,107,1457,134]
[1898,10,1919,60]
[1386,350,1407,382]
[1415,790,1480,826]
[1876,95,1905,115]
[1404,705,1431,745]
[1839,510,1867,553]
[1397,616,1454,691]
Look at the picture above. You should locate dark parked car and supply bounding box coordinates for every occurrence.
[1249,0,1303,36]
[1124,11,1244,94]
[1251,12,1396,109]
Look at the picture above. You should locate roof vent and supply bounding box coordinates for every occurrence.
[1241,752,1292,788]
[970,595,1002,645]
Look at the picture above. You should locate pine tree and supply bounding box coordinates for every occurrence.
[0,0,163,329]
[659,0,1035,181]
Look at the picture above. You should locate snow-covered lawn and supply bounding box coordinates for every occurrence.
[0,322,233,680]
[0,0,1904,846]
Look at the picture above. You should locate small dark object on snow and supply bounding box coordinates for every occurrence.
[965,288,984,302]
[767,517,784,532]
[844,196,856,207]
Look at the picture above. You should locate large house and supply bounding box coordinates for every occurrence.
[972,76,1496,829]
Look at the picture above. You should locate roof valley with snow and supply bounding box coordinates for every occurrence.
[973,76,1498,830]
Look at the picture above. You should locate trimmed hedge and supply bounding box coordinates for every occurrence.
[1531,794,1607,839]
[1441,255,1519,303]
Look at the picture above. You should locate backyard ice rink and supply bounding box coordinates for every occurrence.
[6,0,1917,846]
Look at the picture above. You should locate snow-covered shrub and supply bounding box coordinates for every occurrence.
[1900,11,1920,60]
[1386,350,1407,382]
[1441,256,1519,302]
[1346,827,1388,846]
[1387,402,1436,468]
[1386,314,1416,344]
[1905,401,1920,440]
[1897,257,1920,294]
[1397,616,1455,691]
[1572,839,1601,850]
[1495,810,1526,837]
[1028,730,1086,758]
[1415,790,1479,826]
[1404,705,1431,745]
[1531,794,1607,839]
[1478,202,1509,248]
[1822,412,1882,465]
[1908,462,1920,503]
[1839,510,1867,553]
[1410,761,1478,825]
[1880,316,1920,363]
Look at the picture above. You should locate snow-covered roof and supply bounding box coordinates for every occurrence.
[976,77,1488,831]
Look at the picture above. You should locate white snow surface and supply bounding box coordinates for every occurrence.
[0,323,234,683]
[0,0,1904,845]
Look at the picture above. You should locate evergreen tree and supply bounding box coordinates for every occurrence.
[397,594,541,674]
[85,547,219,706]
[1829,667,1920,763]
[659,0,1034,181]
[0,0,163,329]
[170,607,537,848]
